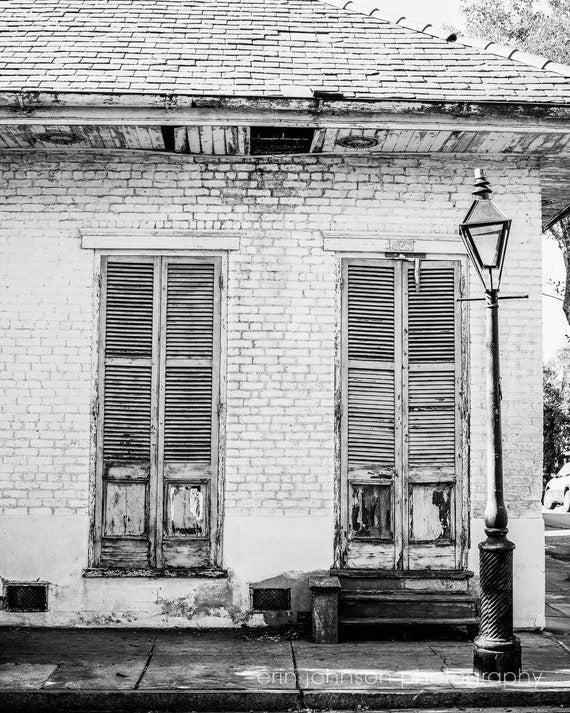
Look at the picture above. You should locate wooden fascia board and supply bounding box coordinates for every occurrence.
[2,92,570,134]
[543,200,570,232]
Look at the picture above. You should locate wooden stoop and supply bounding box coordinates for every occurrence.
[330,569,480,636]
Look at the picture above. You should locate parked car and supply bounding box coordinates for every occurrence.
[544,463,570,510]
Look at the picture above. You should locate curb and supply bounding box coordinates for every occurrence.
[2,687,570,712]
[0,690,301,712]
[304,688,570,710]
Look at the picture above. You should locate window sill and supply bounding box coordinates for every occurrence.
[83,567,228,579]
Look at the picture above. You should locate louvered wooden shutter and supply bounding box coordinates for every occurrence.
[344,261,397,548]
[98,258,157,568]
[159,258,220,568]
[405,261,459,566]
[347,263,396,472]
[406,264,456,471]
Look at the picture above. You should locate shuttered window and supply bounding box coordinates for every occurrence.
[94,256,221,570]
[341,258,463,570]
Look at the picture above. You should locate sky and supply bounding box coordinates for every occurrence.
[374,0,465,28]
[543,236,569,361]
[377,0,569,362]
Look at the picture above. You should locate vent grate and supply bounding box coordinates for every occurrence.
[251,587,291,611]
[250,126,314,155]
[5,583,48,612]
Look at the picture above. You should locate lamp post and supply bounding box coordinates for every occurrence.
[459,169,522,679]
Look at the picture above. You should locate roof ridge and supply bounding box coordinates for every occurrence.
[320,0,570,80]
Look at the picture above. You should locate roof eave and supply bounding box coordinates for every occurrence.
[2,91,570,131]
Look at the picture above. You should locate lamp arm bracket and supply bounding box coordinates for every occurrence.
[456,294,529,303]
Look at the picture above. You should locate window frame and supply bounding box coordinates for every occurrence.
[89,252,225,574]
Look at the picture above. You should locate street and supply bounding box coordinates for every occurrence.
[544,509,570,532]
[543,508,570,632]
[544,507,570,560]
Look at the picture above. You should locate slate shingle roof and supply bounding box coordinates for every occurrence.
[1,0,570,103]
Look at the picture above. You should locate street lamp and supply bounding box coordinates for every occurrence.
[459,169,522,679]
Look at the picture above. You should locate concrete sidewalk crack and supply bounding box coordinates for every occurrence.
[0,630,24,656]
[545,630,570,656]
[426,641,450,668]
[134,631,158,690]
[289,639,305,710]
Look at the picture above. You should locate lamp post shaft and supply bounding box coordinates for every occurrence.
[473,289,521,678]
[486,289,507,531]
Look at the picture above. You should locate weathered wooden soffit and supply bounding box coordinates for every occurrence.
[0,116,568,228]
[2,0,570,226]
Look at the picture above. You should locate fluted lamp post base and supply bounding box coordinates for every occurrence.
[473,637,522,680]
[472,535,522,679]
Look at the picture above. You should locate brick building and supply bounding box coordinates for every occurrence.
[0,0,569,629]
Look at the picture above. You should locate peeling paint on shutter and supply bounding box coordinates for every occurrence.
[340,258,465,572]
[159,259,220,569]
[342,260,398,569]
[405,262,460,570]
[97,258,157,569]
[94,256,221,571]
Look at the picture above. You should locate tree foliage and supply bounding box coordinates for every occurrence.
[460,0,570,332]
[544,362,570,485]
[460,0,570,64]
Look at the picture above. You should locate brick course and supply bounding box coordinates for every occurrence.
[0,151,543,523]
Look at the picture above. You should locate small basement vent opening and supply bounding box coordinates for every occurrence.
[251,587,291,611]
[250,126,314,155]
[5,583,48,612]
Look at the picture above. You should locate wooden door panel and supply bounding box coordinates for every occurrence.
[409,483,453,543]
[350,482,394,540]
[408,545,457,570]
[345,541,396,569]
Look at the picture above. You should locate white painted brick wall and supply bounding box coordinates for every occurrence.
[0,151,543,524]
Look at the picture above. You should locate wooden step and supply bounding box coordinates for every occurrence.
[340,617,478,626]
[339,589,479,625]
[341,591,475,601]
[331,569,474,579]
[330,568,473,593]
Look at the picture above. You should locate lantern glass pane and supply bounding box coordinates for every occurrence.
[469,224,503,268]
[467,199,505,224]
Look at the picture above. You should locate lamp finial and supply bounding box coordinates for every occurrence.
[473,168,492,200]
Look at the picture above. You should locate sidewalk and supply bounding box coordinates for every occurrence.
[3,627,570,711]
[2,522,570,713]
